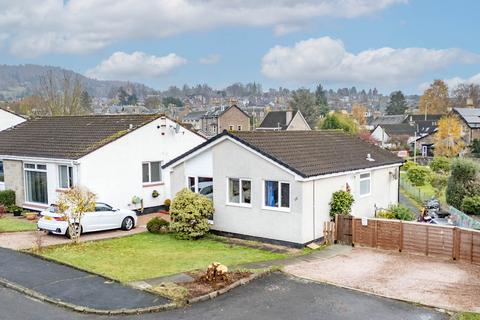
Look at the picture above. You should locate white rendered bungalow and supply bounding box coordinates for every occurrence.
[164,130,403,247]
[0,114,205,211]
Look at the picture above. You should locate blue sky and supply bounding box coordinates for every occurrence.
[1,0,480,94]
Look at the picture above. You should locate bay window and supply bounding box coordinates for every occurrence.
[264,180,290,209]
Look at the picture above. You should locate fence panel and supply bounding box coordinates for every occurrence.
[351,217,480,266]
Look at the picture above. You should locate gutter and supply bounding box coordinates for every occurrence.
[0,155,76,165]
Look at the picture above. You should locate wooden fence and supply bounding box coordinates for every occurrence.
[350,217,480,264]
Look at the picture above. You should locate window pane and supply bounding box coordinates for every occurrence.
[241,180,251,204]
[198,177,213,199]
[142,163,149,183]
[37,164,47,170]
[264,180,278,207]
[360,173,370,179]
[25,171,48,204]
[0,161,3,183]
[229,178,240,203]
[25,163,35,169]
[150,162,161,182]
[188,177,196,192]
[59,165,69,189]
[281,183,290,208]
[360,179,370,195]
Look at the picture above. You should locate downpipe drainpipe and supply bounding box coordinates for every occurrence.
[312,180,316,241]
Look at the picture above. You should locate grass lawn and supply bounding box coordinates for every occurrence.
[39,232,289,282]
[455,313,480,320]
[0,217,37,232]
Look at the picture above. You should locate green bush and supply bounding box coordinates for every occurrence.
[461,196,480,215]
[0,190,15,206]
[429,173,448,196]
[401,160,417,172]
[170,188,213,240]
[146,217,170,233]
[6,205,23,215]
[329,190,354,217]
[406,166,431,186]
[446,159,480,208]
[378,204,415,221]
[471,139,480,157]
[429,156,451,174]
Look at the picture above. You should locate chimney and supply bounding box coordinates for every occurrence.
[286,107,293,125]
[466,98,474,108]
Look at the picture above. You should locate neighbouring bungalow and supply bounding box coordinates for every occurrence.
[0,114,205,211]
[256,109,310,131]
[0,108,26,132]
[163,130,403,246]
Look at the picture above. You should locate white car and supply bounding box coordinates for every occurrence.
[37,203,138,237]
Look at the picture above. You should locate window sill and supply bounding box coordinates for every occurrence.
[358,193,371,199]
[142,182,165,188]
[24,202,49,209]
[261,206,291,213]
[226,202,252,208]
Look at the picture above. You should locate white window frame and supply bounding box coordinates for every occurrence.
[142,161,163,185]
[358,172,371,197]
[58,165,73,189]
[226,177,252,208]
[228,125,234,131]
[237,125,242,131]
[24,162,48,205]
[262,180,291,212]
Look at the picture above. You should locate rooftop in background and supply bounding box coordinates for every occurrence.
[374,124,416,136]
[453,108,480,128]
[165,130,403,178]
[258,110,298,129]
[368,115,406,127]
[0,114,163,159]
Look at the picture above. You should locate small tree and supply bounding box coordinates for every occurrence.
[170,188,213,240]
[57,187,96,243]
[446,159,480,208]
[406,166,431,186]
[429,156,451,174]
[329,190,354,217]
[433,115,465,157]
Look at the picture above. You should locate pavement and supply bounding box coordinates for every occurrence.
[285,246,480,313]
[0,247,169,311]
[399,191,421,217]
[0,212,167,250]
[0,272,448,320]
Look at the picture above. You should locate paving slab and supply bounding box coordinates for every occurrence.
[0,247,169,310]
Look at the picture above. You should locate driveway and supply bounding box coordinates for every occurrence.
[0,273,447,320]
[285,246,480,313]
[0,212,167,250]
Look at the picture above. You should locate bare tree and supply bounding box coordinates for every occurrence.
[57,187,96,244]
[452,83,480,108]
[38,71,91,116]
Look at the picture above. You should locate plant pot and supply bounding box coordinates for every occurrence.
[13,210,22,217]
[25,212,37,221]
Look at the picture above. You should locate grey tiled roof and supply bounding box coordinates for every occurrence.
[164,130,403,178]
[258,111,297,129]
[0,114,162,159]
[453,108,480,128]
[376,124,416,136]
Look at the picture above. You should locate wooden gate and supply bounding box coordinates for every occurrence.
[335,215,353,245]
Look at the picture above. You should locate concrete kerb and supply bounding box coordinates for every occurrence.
[0,276,177,315]
[281,272,455,316]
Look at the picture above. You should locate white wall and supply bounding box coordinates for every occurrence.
[0,110,25,132]
[287,113,310,131]
[70,118,204,210]
[371,126,389,144]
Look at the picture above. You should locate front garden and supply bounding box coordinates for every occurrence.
[39,232,288,283]
[0,216,37,232]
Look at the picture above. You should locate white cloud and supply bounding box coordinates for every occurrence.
[0,0,405,57]
[261,37,480,85]
[442,74,480,89]
[199,54,221,65]
[86,51,187,80]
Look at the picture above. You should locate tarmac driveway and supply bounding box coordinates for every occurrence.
[285,246,480,313]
